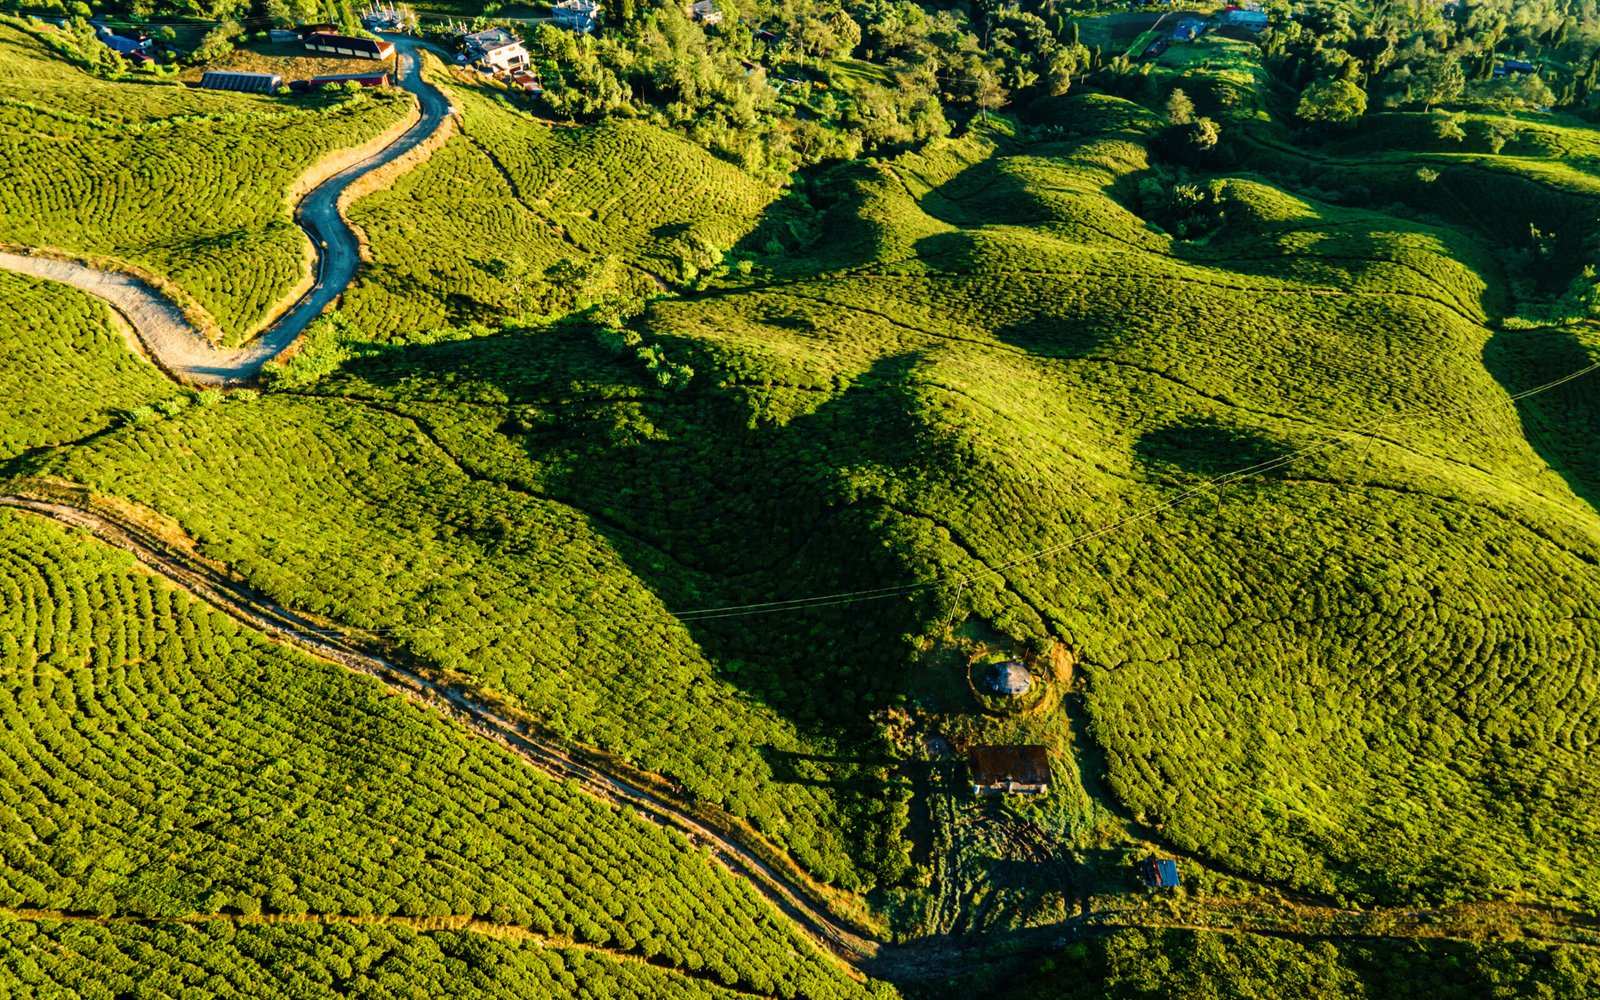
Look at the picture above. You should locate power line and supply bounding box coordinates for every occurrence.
[228,356,1599,642]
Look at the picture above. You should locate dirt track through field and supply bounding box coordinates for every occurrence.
[0,493,881,971]
[0,34,451,385]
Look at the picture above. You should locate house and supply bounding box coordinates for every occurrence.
[464,27,529,72]
[303,32,395,60]
[1501,59,1538,75]
[982,660,1032,697]
[306,72,390,89]
[687,0,723,24]
[94,24,152,56]
[510,70,543,93]
[1141,38,1169,59]
[361,4,402,30]
[968,745,1051,796]
[1218,7,1268,30]
[199,70,284,93]
[552,0,601,34]
[1172,17,1208,41]
[1138,856,1182,889]
[268,28,300,43]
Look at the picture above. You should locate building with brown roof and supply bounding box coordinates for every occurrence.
[968,745,1051,796]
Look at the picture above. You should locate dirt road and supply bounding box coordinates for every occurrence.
[0,492,881,969]
[0,34,451,385]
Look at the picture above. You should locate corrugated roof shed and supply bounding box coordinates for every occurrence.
[1139,856,1182,888]
[304,32,395,59]
[199,71,284,93]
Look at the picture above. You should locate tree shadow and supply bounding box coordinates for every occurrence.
[332,336,973,881]
[1482,324,1600,513]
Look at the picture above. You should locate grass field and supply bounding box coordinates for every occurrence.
[0,19,409,343]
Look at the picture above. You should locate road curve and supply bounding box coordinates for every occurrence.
[0,493,881,968]
[0,34,450,385]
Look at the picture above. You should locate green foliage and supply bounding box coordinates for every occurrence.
[1296,78,1368,125]
[44,392,881,888]
[0,22,408,342]
[340,83,775,340]
[0,271,168,461]
[0,920,797,998]
[992,928,1600,1000]
[0,510,873,998]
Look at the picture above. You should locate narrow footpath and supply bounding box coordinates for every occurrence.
[0,34,451,385]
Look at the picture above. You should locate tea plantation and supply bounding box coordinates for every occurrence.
[7,1,1600,996]
[339,82,778,336]
[0,272,169,462]
[0,508,875,999]
[0,19,408,342]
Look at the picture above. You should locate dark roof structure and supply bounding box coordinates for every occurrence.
[983,660,1032,696]
[969,745,1050,788]
[199,70,284,93]
[1139,857,1182,889]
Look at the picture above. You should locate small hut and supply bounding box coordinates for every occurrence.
[969,745,1051,796]
[983,659,1031,696]
[1138,856,1182,889]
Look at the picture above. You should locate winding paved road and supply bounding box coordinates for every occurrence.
[0,34,451,385]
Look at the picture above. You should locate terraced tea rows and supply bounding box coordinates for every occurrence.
[305,90,1600,907]
[43,391,880,889]
[0,20,409,342]
[340,84,776,337]
[0,509,874,999]
[0,271,169,461]
[0,919,792,999]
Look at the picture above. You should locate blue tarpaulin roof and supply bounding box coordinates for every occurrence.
[1140,857,1181,888]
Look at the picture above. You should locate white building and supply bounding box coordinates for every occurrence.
[463,27,529,72]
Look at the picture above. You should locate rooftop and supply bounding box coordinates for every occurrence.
[1140,857,1182,888]
[969,745,1050,787]
[465,27,520,49]
[982,660,1032,697]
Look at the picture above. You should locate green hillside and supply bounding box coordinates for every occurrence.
[0,19,408,342]
[340,82,779,337]
[0,508,872,998]
[0,272,170,462]
[5,1,1600,996]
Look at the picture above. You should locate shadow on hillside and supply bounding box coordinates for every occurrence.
[1482,324,1600,513]
[1134,417,1296,481]
[762,748,902,792]
[337,338,965,882]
